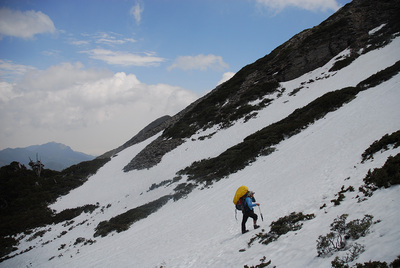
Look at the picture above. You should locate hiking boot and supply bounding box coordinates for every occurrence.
[242,230,249,234]
[254,225,260,229]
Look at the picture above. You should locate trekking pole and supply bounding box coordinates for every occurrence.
[258,205,264,221]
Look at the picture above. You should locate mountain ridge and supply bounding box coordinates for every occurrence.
[123,0,400,172]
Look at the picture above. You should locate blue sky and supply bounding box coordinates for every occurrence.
[0,0,351,155]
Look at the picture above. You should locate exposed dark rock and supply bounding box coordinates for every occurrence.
[123,137,184,171]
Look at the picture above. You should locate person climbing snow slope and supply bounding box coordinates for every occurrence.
[242,191,260,234]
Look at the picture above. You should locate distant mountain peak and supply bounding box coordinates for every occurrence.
[0,142,95,171]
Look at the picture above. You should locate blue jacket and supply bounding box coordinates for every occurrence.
[245,196,257,211]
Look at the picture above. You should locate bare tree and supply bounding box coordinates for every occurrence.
[29,153,44,177]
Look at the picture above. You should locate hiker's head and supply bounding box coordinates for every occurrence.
[248,191,255,197]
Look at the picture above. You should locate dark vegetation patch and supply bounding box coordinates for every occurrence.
[358,130,400,199]
[51,204,99,224]
[73,237,96,246]
[0,158,110,259]
[172,183,196,201]
[147,180,172,192]
[361,130,400,163]
[248,212,315,247]
[244,256,272,268]
[358,61,400,90]
[94,182,197,237]
[197,131,217,141]
[288,86,303,96]
[329,54,358,72]
[94,195,172,237]
[26,229,47,242]
[359,153,400,197]
[332,255,400,268]
[0,203,99,261]
[147,176,182,192]
[330,185,355,206]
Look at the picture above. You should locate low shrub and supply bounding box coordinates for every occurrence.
[361,130,400,163]
[331,243,365,267]
[244,256,272,268]
[331,186,355,206]
[332,254,400,268]
[270,212,315,236]
[346,215,374,240]
[317,214,374,258]
[27,230,47,242]
[248,212,315,247]
[147,180,172,192]
[329,54,358,72]
[73,237,95,246]
[357,60,400,90]
[94,195,172,237]
[317,214,348,256]
[362,153,400,190]
[172,183,196,201]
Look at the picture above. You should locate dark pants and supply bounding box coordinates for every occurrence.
[242,209,258,233]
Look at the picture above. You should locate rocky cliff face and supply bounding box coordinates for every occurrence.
[123,0,400,172]
[266,0,400,82]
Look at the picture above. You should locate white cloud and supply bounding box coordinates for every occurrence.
[0,8,55,39]
[70,32,136,47]
[94,32,137,45]
[70,40,90,46]
[255,0,341,12]
[130,2,144,25]
[168,54,229,71]
[0,59,36,81]
[0,81,19,103]
[217,72,236,86]
[0,62,198,155]
[41,49,61,57]
[82,48,165,67]
[18,62,113,92]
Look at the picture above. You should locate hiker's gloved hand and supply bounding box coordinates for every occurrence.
[256,203,260,206]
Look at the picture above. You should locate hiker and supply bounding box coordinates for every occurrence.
[242,191,260,234]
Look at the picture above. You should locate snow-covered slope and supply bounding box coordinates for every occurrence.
[2,26,400,268]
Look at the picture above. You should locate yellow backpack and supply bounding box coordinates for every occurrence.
[233,185,248,211]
